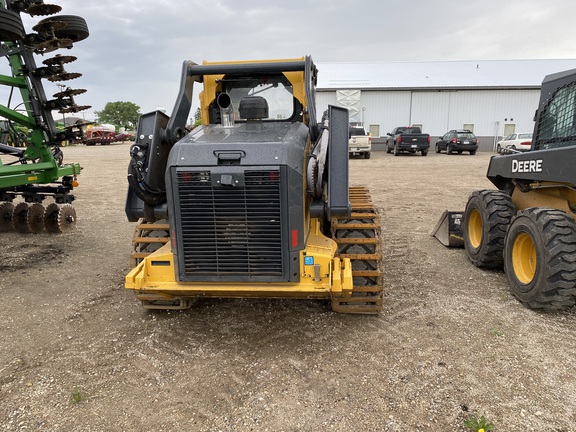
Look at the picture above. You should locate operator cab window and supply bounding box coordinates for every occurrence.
[222,75,295,121]
[536,82,576,149]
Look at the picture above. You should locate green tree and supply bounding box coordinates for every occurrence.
[95,101,141,129]
[193,107,202,128]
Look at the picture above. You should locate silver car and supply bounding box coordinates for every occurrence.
[496,133,533,153]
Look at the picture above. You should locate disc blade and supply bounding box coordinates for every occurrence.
[44,203,60,233]
[27,203,45,233]
[57,203,77,233]
[13,202,30,233]
[0,202,14,232]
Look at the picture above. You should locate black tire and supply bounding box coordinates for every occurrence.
[435,144,440,153]
[457,150,462,154]
[0,9,25,42]
[421,149,428,156]
[38,15,89,42]
[447,144,453,155]
[470,149,477,155]
[504,208,576,309]
[386,143,392,154]
[364,152,371,159]
[393,143,399,156]
[496,144,502,154]
[464,190,515,268]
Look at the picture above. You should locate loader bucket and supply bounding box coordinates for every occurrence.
[432,210,464,247]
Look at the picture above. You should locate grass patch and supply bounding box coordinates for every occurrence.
[70,386,83,404]
[464,415,495,431]
[490,328,504,337]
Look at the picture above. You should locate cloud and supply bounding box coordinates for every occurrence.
[4,0,576,122]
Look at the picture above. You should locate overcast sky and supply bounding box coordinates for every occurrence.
[19,0,576,122]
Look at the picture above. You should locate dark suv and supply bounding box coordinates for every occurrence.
[435,130,478,155]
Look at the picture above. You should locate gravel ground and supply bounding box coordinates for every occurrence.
[1,143,575,431]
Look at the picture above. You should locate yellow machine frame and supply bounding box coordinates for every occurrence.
[125,57,358,308]
[126,218,354,305]
[198,57,308,126]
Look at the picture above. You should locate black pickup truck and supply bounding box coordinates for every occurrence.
[386,126,430,156]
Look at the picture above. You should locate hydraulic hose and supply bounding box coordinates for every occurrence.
[127,161,166,205]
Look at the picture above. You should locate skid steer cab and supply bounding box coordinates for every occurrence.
[434,67,576,310]
[124,56,383,314]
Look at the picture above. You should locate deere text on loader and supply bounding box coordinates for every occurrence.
[125,56,383,314]
[443,68,576,309]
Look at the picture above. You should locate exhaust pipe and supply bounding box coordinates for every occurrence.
[217,93,234,127]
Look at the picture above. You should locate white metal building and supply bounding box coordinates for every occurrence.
[315,59,576,151]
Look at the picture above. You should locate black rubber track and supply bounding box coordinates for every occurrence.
[0,9,25,41]
[464,189,515,268]
[504,208,576,309]
[130,219,170,268]
[331,187,383,314]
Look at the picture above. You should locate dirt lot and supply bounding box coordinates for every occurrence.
[1,144,575,431]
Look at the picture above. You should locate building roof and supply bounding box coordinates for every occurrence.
[315,59,576,91]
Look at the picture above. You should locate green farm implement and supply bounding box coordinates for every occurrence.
[0,0,89,233]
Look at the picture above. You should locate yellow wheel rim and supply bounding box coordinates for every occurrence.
[468,208,483,249]
[512,232,537,284]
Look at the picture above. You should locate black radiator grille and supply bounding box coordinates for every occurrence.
[176,170,283,277]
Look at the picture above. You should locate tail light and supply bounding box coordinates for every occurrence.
[427,136,431,144]
[452,138,457,143]
[520,141,531,146]
[398,135,402,143]
[368,136,372,144]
